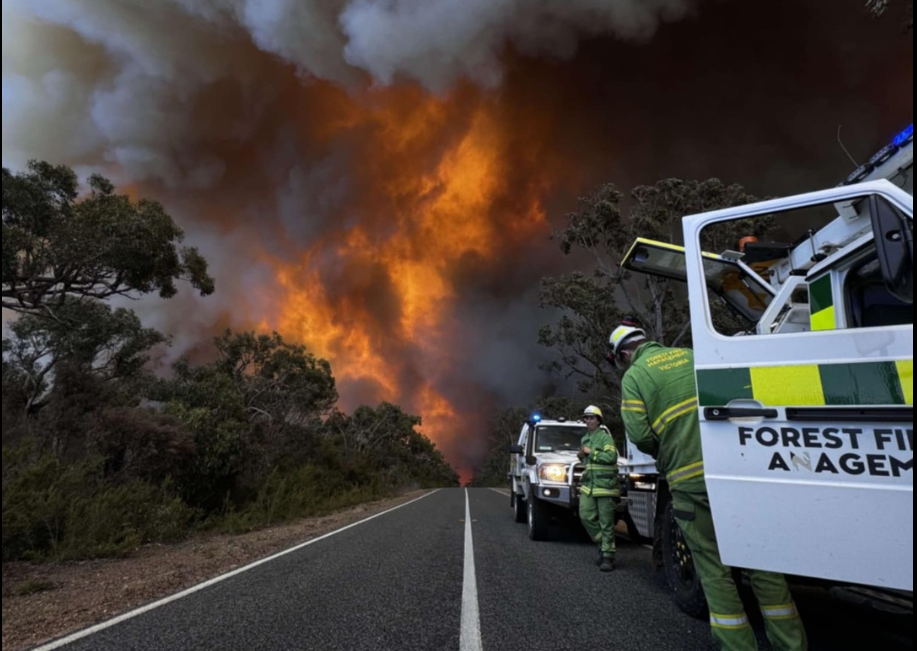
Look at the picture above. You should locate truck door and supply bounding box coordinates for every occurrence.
[682,180,914,591]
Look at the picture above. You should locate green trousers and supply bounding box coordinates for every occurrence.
[579,494,617,557]
[672,491,808,651]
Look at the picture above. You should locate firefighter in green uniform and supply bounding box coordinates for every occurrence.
[578,405,620,573]
[610,324,808,651]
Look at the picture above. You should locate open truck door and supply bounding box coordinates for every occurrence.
[675,180,913,592]
[622,238,777,328]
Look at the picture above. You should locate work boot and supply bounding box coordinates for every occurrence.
[596,546,604,566]
[600,557,615,573]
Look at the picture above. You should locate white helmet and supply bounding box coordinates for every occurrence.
[583,405,604,421]
[609,325,647,366]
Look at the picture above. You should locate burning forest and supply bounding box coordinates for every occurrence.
[3,0,913,478]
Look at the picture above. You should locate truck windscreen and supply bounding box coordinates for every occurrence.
[535,426,586,453]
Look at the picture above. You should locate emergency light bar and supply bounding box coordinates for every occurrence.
[842,123,914,186]
[894,124,914,147]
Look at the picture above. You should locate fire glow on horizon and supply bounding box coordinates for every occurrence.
[260,84,550,472]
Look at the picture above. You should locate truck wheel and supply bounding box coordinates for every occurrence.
[661,499,708,620]
[512,491,527,523]
[527,489,550,541]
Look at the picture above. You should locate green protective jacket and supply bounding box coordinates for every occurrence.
[621,342,705,494]
[579,426,620,498]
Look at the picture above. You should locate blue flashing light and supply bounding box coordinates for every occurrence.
[532,414,542,423]
[893,124,914,147]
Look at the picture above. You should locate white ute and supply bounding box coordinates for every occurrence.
[622,123,914,614]
[509,416,588,541]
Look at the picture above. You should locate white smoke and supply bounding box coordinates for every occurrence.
[3,0,693,181]
[341,0,692,90]
[1,0,694,467]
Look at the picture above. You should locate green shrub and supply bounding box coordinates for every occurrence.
[213,461,392,535]
[2,448,199,562]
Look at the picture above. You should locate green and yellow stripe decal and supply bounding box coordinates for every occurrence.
[898,361,914,406]
[698,360,913,407]
[809,276,836,331]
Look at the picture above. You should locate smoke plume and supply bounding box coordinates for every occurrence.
[2,0,913,476]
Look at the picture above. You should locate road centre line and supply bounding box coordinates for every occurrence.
[33,490,441,651]
[461,489,484,651]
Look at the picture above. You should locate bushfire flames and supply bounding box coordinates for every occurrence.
[266,83,550,479]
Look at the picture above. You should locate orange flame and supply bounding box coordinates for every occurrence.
[265,83,550,474]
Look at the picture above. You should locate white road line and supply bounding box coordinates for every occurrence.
[488,488,510,497]
[33,490,441,651]
[460,489,483,651]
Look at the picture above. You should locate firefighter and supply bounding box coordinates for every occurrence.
[578,405,620,573]
[610,324,808,651]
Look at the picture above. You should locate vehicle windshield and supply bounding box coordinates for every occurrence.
[534,426,586,453]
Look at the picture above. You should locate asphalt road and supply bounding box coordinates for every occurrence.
[37,488,912,651]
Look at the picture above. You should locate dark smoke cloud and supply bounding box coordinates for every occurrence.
[2,0,913,473]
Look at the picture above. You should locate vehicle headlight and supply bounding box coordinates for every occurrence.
[539,464,568,483]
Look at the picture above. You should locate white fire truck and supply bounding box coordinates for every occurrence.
[620,124,914,616]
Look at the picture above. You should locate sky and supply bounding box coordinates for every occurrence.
[2,0,913,476]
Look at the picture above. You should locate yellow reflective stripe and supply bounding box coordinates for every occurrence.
[613,328,630,344]
[762,603,799,620]
[622,400,646,413]
[668,461,704,486]
[751,365,826,407]
[652,398,693,430]
[635,238,684,253]
[710,612,751,629]
[811,306,836,331]
[652,398,699,433]
[898,361,913,406]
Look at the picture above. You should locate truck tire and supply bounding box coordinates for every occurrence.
[527,487,550,541]
[661,499,708,620]
[512,491,527,523]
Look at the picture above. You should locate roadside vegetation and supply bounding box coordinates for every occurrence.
[2,161,459,563]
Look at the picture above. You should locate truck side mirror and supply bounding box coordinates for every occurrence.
[508,445,524,455]
[869,195,914,304]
